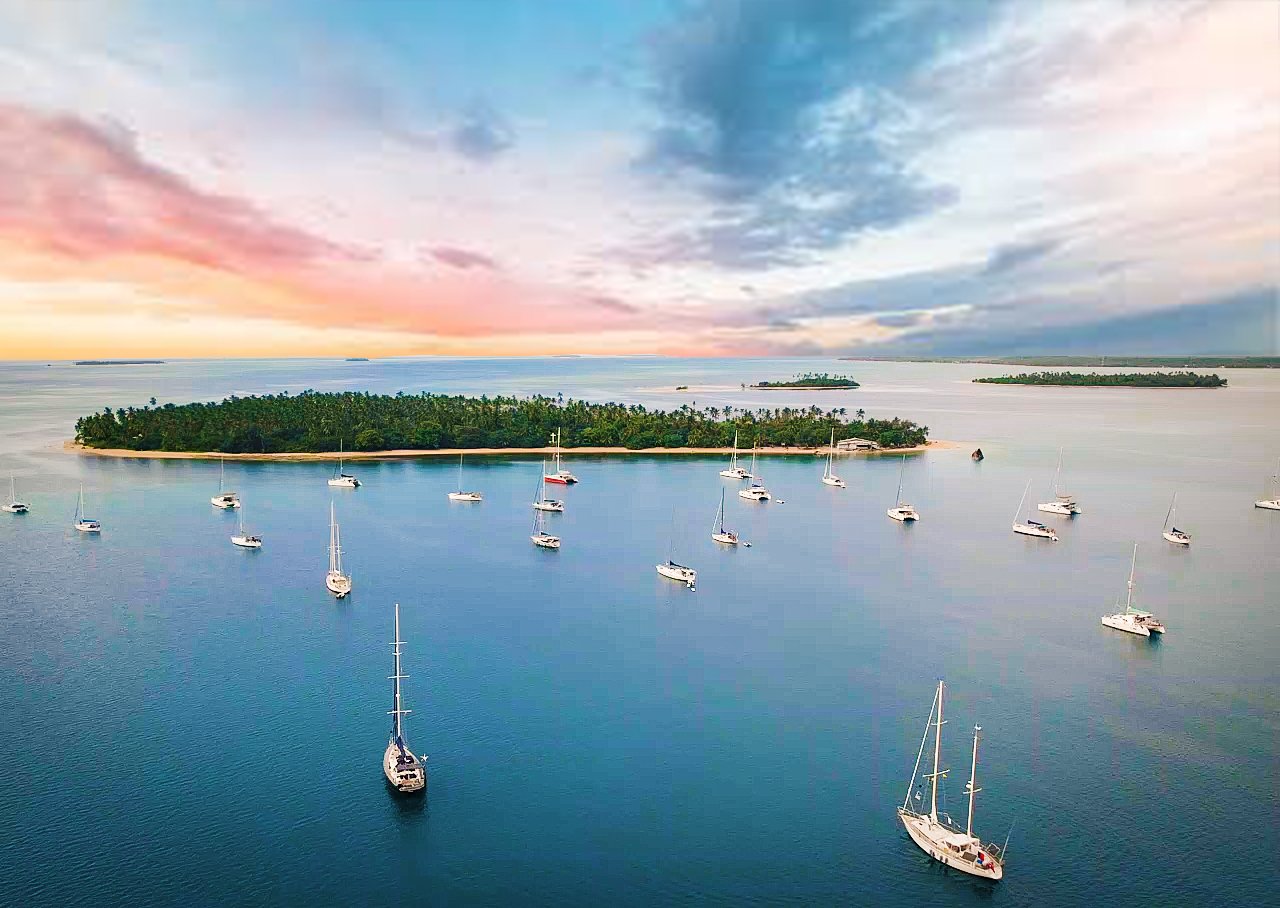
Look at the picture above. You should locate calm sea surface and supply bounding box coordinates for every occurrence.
[0,357,1276,907]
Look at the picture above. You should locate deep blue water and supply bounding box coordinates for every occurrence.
[0,357,1276,906]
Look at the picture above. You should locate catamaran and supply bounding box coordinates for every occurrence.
[1038,448,1080,515]
[897,681,1004,881]
[326,502,352,597]
[1101,543,1166,636]
[1161,492,1190,546]
[211,458,240,509]
[383,603,426,793]
[447,454,483,501]
[230,505,262,548]
[1012,479,1057,540]
[544,428,578,485]
[328,441,360,488]
[738,445,770,501]
[4,475,28,514]
[1255,458,1280,510]
[532,460,565,512]
[711,488,740,545]
[822,429,846,488]
[720,431,752,479]
[531,506,561,548]
[887,454,919,521]
[73,485,100,532]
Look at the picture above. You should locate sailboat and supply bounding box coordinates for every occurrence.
[711,488,741,545]
[737,445,770,501]
[73,484,100,532]
[532,460,565,512]
[822,429,846,488]
[211,458,240,509]
[720,431,752,479]
[230,504,262,548]
[1037,448,1080,515]
[897,681,1004,881]
[656,510,696,589]
[328,441,360,488]
[1161,492,1191,546]
[3,475,29,514]
[886,455,919,521]
[1255,458,1280,510]
[326,502,352,597]
[1102,543,1166,636]
[544,428,578,484]
[383,603,426,793]
[531,503,561,548]
[447,454,483,501]
[1012,479,1057,540]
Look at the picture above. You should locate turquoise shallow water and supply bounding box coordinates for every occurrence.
[0,357,1277,906]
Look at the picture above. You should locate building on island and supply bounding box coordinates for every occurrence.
[836,437,880,452]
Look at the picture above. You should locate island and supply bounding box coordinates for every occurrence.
[74,360,166,366]
[842,356,1279,368]
[344,357,370,362]
[73,391,928,454]
[973,371,1227,388]
[751,372,860,390]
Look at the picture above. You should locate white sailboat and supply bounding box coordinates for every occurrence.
[544,428,578,485]
[656,511,696,589]
[73,484,100,532]
[328,441,360,488]
[383,603,426,793]
[326,502,352,597]
[230,504,262,548]
[887,455,919,521]
[1255,458,1280,510]
[711,488,741,545]
[1161,492,1191,546]
[211,458,240,509]
[897,681,1004,881]
[531,504,561,548]
[738,445,770,501]
[4,475,29,513]
[532,460,565,512]
[1012,479,1057,540]
[1038,448,1080,515]
[720,431,752,479]
[1102,543,1166,636]
[822,429,846,488]
[447,454,483,501]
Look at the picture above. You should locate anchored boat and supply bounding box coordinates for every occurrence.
[4,475,28,514]
[720,431,752,479]
[383,603,426,793]
[822,429,846,488]
[326,502,352,597]
[1161,492,1190,546]
[447,454,483,502]
[1038,448,1080,516]
[328,441,360,488]
[1101,543,1166,637]
[211,458,240,509]
[1012,480,1057,541]
[73,485,100,533]
[886,454,919,521]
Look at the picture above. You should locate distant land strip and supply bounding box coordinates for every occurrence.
[73,360,166,366]
[973,371,1227,388]
[840,355,1279,368]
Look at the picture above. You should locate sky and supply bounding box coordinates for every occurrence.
[0,0,1276,359]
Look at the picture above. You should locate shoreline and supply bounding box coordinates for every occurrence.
[65,439,955,462]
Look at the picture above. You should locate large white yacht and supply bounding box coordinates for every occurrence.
[1101,543,1166,637]
[447,454,483,502]
[325,502,352,597]
[720,431,752,479]
[230,505,262,548]
[211,458,240,509]
[886,454,919,521]
[1012,480,1057,541]
[73,485,101,532]
[328,442,360,488]
[656,560,696,589]
[1161,492,1190,546]
[711,488,740,545]
[821,429,846,488]
[531,506,561,548]
[737,446,770,501]
[383,604,426,793]
[532,461,565,512]
[1037,448,1081,516]
[544,429,578,484]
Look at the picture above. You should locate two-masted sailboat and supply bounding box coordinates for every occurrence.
[720,431,752,479]
[544,429,578,484]
[711,488,740,545]
[1161,492,1190,546]
[897,681,1004,881]
[737,445,770,501]
[1012,479,1057,541]
[1037,448,1080,515]
[73,484,100,532]
[326,503,352,597]
[1101,543,1166,636]
[4,475,29,514]
[1255,458,1280,510]
[533,461,565,512]
[886,455,919,521]
[328,442,361,488]
[383,603,426,793]
[211,458,240,509]
[447,454,483,501]
[822,429,846,488]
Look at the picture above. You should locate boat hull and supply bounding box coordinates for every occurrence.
[531,534,561,549]
[75,521,101,533]
[712,532,738,545]
[738,488,770,501]
[822,476,846,487]
[383,743,425,793]
[544,475,569,485]
[326,573,352,597]
[887,507,918,521]
[211,496,240,509]
[720,468,751,479]
[1255,499,1280,510]
[532,501,564,512]
[1162,531,1191,546]
[898,811,1003,881]
[1037,501,1079,515]
[231,536,262,548]
[656,564,696,588]
[1101,614,1150,636]
[328,477,360,488]
[3,503,28,513]
[1013,522,1057,540]
[448,492,483,502]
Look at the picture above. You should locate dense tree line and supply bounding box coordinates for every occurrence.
[973,371,1227,388]
[753,372,860,388]
[75,391,928,453]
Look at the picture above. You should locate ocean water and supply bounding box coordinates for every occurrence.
[0,357,1276,907]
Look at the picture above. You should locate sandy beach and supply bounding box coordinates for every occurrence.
[65,439,957,462]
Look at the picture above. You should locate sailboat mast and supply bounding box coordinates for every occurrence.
[1053,448,1063,495]
[1126,543,1138,611]
[826,429,835,477]
[1164,493,1176,531]
[930,680,945,822]
[895,455,906,506]
[458,454,463,491]
[219,457,224,492]
[1015,479,1030,521]
[731,431,739,469]
[390,603,408,740]
[329,503,340,574]
[966,725,982,837]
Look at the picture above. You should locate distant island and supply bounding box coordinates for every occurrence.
[74,390,927,453]
[344,357,370,362]
[752,372,860,390]
[74,360,165,366]
[974,371,1227,388]
[842,355,1278,368]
